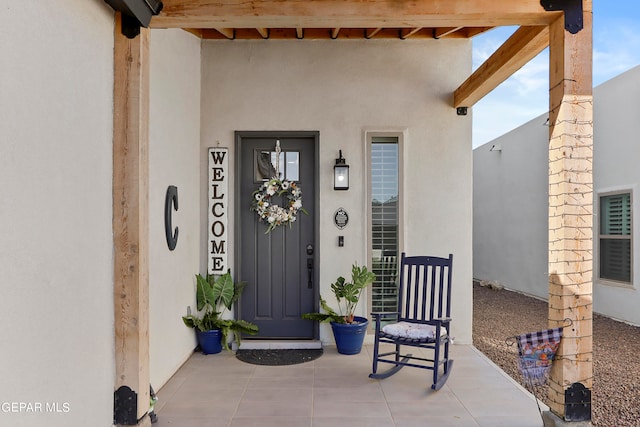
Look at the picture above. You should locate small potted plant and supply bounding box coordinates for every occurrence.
[302,263,376,354]
[182,270,259,354]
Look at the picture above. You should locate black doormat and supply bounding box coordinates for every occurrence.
[236,349,323,366]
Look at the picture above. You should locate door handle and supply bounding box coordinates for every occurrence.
[307,258,314,289]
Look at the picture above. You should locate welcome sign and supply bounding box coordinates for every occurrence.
[208,147,228,275]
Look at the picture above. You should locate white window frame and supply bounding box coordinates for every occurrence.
[597,189,633,287]
[364,130,405,317]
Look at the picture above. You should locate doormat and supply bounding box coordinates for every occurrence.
[236,349,323,366]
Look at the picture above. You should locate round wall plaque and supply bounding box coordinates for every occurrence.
[334,208,349,230]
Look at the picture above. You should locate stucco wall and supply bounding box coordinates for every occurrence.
[473,116,550,300]
[149,29,202,390]
[201,39,473,344]
[0,1,115,426]
[473,65,640,326]
[592,66,640,325]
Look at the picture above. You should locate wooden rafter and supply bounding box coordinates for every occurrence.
[365,28,382,38]
[216,27,234,39]
[400,28,422,39]
[256,27,269,38]
[434,27,463,38]
[151,0,560,29]
[331,28,340,39]
[453,25,549,108]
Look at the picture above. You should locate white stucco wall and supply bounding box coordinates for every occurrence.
[592,66,640,325]
[473,115,550,300]
[473,65,640,326]
[201,39,473,344]
[149,29,202,390]
[0,1,115,426]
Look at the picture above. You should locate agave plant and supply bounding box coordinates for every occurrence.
[182,270,258,350]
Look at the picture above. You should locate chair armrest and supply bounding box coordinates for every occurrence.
[432,317,452,324]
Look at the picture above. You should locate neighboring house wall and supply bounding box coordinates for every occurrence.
[0,1,116,425]
[473,65,640,326]
[149,29,202,389]
[200,39,474,344]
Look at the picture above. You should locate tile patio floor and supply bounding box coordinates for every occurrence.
[154,344,547,427]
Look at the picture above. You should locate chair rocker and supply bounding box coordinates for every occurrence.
[369,253,454,390]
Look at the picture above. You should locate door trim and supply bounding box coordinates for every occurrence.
[234,130,320,339]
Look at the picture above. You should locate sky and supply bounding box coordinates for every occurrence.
[472,1,640,148]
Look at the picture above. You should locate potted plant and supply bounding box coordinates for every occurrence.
[302,263,376,354]
[182,270,259,354]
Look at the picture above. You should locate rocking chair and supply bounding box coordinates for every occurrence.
[369,253,454,390]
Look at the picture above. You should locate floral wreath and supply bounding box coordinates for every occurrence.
[251,177,308,233]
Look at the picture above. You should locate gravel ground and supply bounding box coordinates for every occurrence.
[473,283,640,427]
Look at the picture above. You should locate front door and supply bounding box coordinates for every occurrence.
[237,132,317,339]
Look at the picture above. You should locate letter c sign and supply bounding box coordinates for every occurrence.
[165,185,179,251]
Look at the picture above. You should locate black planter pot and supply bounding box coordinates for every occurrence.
[330,316,369,355]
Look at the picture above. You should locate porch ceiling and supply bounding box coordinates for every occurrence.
[149,0,562,107]
[151,0,561,41]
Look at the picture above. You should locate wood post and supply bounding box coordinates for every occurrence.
[547,2,593,420]
[113,12,151,426]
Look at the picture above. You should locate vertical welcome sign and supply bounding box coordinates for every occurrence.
[208,147,228,275]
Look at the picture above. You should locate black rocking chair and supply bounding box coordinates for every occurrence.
[369,253,454,390]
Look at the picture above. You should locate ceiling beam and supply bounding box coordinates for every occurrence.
[151,0,560,29]
[454,25,549,108]
[434,27,463,38]
[215,28,235,39]
[365,28,382,38]
[400,28,422,39]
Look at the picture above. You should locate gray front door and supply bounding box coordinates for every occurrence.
[237,132,317,339]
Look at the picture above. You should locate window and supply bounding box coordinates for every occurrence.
[599,192,632,284]
[369,136,400,312]
[254,150,299,181]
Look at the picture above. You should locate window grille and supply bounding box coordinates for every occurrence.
[599,192,632,283]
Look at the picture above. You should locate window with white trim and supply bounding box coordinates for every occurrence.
[370,137,400,313]
[599,191,632,284]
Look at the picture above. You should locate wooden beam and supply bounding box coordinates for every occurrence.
[546,1,594,421]
[151,0,560,29]
[331,27,340,39]
[400,27,422,39]
[113,12,151,427]
[454,25,549,107]
[256,27,269,38]
[296,27,304,39]
[434,26,463,38]
[215,27,234,39]
[365,27,382,38]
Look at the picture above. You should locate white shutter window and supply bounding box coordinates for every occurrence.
[370,138,399,312]
[599,192,632,283]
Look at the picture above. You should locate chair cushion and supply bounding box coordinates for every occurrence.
[382,321,447,340]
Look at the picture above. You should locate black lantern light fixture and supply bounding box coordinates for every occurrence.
[334,150,349,190]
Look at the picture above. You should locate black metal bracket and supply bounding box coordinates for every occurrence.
[565,382,591,421]
[456,107,468,116]
[164,185,179,251]
[114,386,138,425]
[540,0,584,34]
[104,0,164,39]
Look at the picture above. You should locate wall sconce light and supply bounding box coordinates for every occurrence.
[334,150,349,190]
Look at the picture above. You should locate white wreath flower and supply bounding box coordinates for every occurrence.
[251,177,308,233]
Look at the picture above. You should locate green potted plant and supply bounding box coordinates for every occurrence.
[302,263,376,354]
[182,270,259,354]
